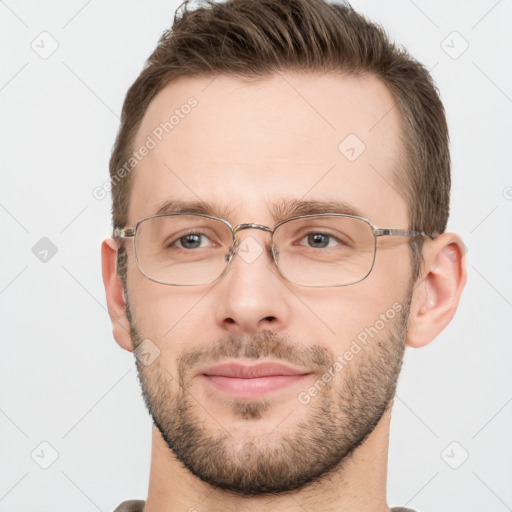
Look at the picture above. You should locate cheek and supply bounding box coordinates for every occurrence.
[128,288,210,379]
[300,255,410,349]
[127,271,213,346]
[372,242,413,298]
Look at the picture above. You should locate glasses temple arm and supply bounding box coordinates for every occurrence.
[113,227,136,239]
[374,228,435,240]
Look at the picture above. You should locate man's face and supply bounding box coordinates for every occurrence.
[123,72,414,494]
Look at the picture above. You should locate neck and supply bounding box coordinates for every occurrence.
[143,408,393,512]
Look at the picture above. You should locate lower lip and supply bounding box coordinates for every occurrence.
[201,374,311,399]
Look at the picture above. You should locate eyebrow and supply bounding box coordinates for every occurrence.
[154,200,234,218]
[271,199,363,223]
[152,198,364,224]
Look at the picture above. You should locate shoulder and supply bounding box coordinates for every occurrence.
[113,499,146,512]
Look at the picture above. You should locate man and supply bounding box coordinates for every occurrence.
[101,0,467,510]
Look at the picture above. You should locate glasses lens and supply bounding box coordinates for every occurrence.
[273,215,376,286]
[134,215,233,285]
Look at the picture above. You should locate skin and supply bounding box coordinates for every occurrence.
[101,72,467,512]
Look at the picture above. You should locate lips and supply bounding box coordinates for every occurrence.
[198,361,313,398]
[200,361,311,378]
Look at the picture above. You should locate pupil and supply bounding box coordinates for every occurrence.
[181,234,201,249]
[308,233,328,248]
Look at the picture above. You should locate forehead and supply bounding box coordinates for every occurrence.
[128,72,407,227]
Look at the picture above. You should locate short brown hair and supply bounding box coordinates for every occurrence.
[110,0,450,287]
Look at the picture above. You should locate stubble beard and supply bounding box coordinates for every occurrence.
[128,292,411,496]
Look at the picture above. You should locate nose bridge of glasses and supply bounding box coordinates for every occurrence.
[233,223,274,247]
[226,223,276,262]
[233,223,273,236]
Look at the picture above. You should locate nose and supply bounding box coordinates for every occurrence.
[213,229,291,334]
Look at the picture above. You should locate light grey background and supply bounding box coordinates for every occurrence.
[1,1,511,511]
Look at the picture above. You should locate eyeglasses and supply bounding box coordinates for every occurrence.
[113,213,434,287]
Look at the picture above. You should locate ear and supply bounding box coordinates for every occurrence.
[101,238,134,352]
[406,232,467,348]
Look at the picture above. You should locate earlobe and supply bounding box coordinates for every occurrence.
[406,233,467,348]
[101,238,134,352]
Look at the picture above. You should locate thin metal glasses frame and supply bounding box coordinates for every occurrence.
[113,212,435,287]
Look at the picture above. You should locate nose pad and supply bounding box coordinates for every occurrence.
[224,242,238,263]
[272,243,279,262]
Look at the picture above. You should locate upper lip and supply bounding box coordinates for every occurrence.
[199,361,312,379]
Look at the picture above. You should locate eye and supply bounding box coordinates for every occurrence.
[165,231,215,250]
[299,231,350,249]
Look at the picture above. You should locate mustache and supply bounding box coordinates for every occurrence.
[177,331,332,377]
